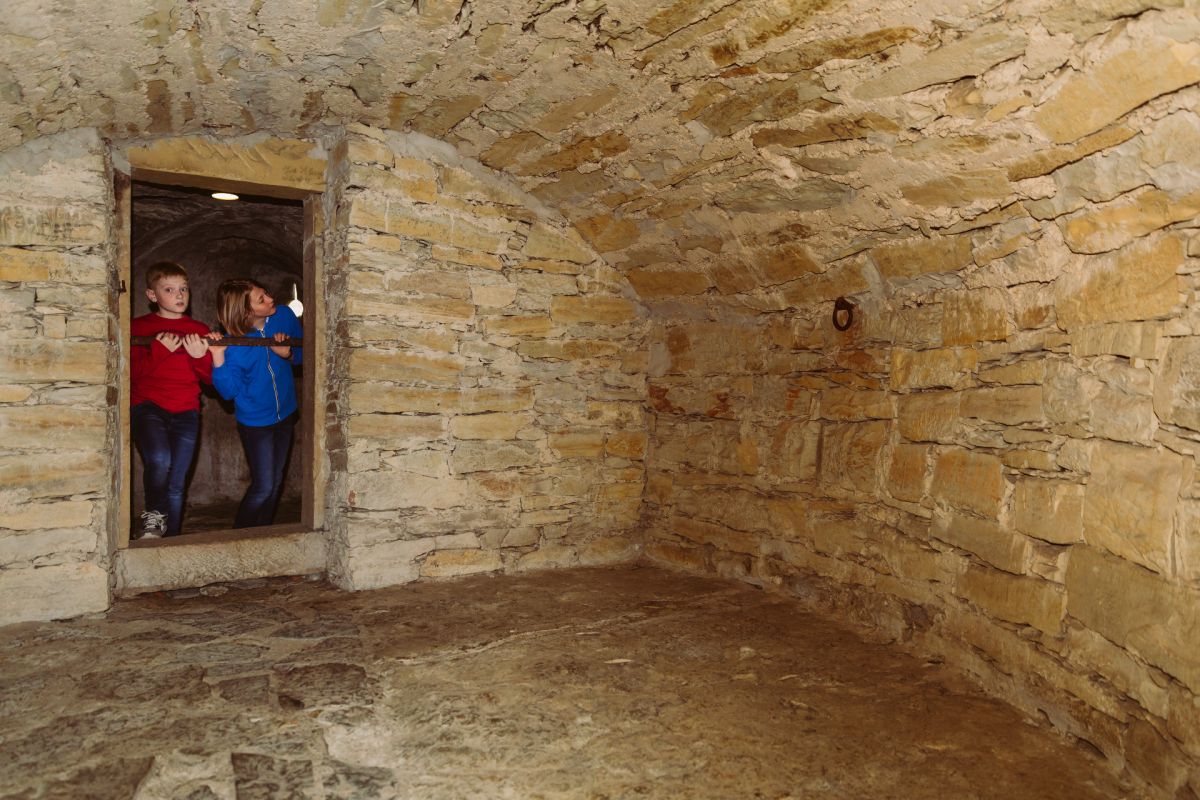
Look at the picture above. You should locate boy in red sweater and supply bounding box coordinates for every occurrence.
[130,262,213,538]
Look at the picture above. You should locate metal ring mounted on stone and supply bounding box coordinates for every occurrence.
[832,296,855,331]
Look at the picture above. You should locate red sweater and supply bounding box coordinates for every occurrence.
[130,313,214,413]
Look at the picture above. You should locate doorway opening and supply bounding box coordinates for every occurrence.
[128,180,306,539]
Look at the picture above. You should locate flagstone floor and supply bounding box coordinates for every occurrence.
[0,565,1142,799]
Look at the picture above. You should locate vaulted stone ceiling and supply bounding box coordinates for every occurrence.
[4,0,1197,307]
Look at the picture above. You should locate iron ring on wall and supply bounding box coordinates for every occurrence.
[832,296,855,331]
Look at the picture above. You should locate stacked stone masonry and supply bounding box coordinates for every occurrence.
[1,0,1200,795]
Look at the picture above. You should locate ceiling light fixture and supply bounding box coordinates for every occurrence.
[211,191,239,201]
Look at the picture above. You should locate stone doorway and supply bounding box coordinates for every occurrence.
[110,136,331,595]
[129,180,306,537]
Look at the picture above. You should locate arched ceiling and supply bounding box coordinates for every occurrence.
[3,0,1193,308]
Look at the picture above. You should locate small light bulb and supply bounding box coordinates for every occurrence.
[211,191,239,201]
[288,282,303,318]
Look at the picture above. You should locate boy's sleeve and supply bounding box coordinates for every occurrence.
[211,354,245,401]
[192,323,214,385]
[130,337,171,383]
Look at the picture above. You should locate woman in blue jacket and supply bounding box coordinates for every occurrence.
[207,278,303,528]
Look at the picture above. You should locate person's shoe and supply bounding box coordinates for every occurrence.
[139,510,166,539]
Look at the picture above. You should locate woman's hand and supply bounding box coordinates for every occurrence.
[155,331,182,352]
[206,332,227,366]
[182,333,209,358]
[269,331,292,360]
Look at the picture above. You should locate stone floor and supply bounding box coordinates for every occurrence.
[0,565,1143,799]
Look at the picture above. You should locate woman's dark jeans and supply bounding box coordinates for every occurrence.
[235,415,296,528]
[131,402,199,537]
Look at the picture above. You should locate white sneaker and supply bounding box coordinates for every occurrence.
[140,510,166,539]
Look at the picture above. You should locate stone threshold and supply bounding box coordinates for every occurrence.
[114,525,327,597]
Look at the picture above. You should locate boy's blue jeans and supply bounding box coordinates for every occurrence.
[234,415,296,528]
[131,402,199,537]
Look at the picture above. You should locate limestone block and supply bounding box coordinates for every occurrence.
[549,296,639,325]
[1090,386,1155,444]
[578,536,639,565]
[1055,234,1182,329]
[348,469,467,511]
[420,549,503,578]
[901,170,1012,210]
[1154,336,1200,433]
[1083,440,1183,574]
[871,236,973,280]
[819,421,889,494]
[817,388,894,421]
[672,514,760,555]
[523,222,593,264]
[433,244,504,271]
[0,561,108,624]
[853,25,1027,100]
[0,406,106,450]
[0,499,92,531]
[979,361,1046,386]
[1013,480,1084,545]
[0,341,106,383]
[606,431,647,460]
[958,564,1065,635]
[1007,125,1138,182]
[897,392,961,443]
[472,284,518,309]
[460,387,535,413]
[348,349,465,385]
[892,348,977,390]
[779,260,870,307]
[627,268,713,298]
[516,544,579,572]
[0,526,97,567]
[126,136,326,192]
[450,413,532,440]
[931,449,1005,518]
[644,540,708,572]
[351,197,510,252]
[339,538,433,590]
[349,384,461,414]
[1033,42,1200,144]
[934,508,1031,574]
[1042,0,1186,37]
[450,441,539,473]
[960,386,1044,425]
[0,204,105,247]
[1066,545,1200,692]
[1061,188,1200,255]
[1072,322,1162,359]
[0,452,106,498]
[765,420,820,482]
[888,443,929,503]
[345,293,475,325]
[485,316,553,336]
[942,289,1009,346]
[1067,624,1170,721]
[751,112,899,148]
[1176,499,1200,583]
[346,414,445,443]
[549,430,606,459]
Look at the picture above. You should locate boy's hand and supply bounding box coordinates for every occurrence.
[182,333,209,358]
[155,332,182,353]
[206,332,227,366]
[269,331,292,360]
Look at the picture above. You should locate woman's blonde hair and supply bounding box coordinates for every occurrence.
[216,278,263,336]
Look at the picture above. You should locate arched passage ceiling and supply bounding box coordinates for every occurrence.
[3,0,1196,307]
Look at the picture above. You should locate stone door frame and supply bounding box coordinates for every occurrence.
[110,135,331,594]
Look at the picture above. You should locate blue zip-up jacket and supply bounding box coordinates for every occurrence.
[212,305,303,427]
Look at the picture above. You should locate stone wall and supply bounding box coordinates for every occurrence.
[0,129,114,623]
[324,126,647,589]
[641,8,1200,797]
